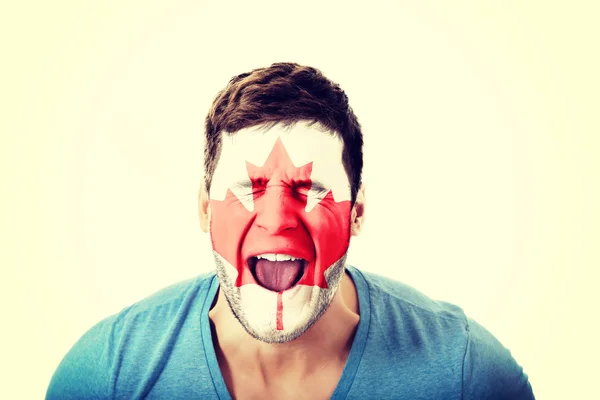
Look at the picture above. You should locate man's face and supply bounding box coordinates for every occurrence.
[207,121,353,343]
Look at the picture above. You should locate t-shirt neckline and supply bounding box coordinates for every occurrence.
[200,265,371,400]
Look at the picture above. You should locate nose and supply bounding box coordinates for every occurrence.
[254,186,299,235]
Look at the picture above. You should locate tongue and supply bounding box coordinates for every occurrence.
[254,259,304,292]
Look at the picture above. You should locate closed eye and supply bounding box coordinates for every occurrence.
[292,180,327,192]
[232,179,268,197]
[292,180,311,190]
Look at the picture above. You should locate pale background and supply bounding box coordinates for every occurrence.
[2,1,598,399]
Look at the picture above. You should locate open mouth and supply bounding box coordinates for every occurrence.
[248,254,308,292]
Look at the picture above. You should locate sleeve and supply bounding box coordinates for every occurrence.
[461,318,535,400]
[45,316,118,400]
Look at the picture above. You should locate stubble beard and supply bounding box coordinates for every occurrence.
[212,250,348,344]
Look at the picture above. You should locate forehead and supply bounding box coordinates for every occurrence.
[211,121,351,201]
[221,121,343,164]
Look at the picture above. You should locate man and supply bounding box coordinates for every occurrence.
[47,62,535,399]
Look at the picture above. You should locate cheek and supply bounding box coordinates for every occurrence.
[305,206,349,235]
[209,191,255,267]
[303,199,352,267]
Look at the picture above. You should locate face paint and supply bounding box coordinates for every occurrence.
[209,122,352,343]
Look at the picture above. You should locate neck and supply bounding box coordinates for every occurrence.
[209,271,360,381]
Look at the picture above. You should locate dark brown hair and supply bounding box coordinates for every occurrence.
[204,62,363,203]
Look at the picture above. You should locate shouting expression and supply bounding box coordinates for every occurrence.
[206,121,353,343]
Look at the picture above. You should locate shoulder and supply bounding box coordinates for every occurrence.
[46,272,217,399]
[349,267,535,399]
[103,272,216,340]
[116,271,215,323]
[353,266,468,327]
[463,319,535,399]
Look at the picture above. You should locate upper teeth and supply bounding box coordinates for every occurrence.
[255,253,299,262]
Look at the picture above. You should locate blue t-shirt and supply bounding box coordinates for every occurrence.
[46,266,535,399]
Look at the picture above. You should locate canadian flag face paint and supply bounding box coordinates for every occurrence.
[209,121,352,343]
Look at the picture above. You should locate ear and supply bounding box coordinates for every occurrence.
[198,184,211,233]
[351,184,366,236]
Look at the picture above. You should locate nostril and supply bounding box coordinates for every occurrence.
[255,215,299,235]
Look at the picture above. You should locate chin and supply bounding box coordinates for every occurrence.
[212,250,348,344]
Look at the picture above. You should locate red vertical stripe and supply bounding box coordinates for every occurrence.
[276,291,284,330]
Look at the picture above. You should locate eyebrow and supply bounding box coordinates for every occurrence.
[232,180,254,191]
